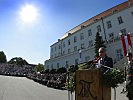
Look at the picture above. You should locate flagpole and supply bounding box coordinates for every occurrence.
[79,49,82,64]
[127,32,133,54]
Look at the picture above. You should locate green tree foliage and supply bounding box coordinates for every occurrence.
[8,57,28,65]
[95,32,106,57]
[68,65,78,73]
[35,63,44,72]
[0,51,7,63]
[56,67,67,73]
[45,69,49,73]
[65,65,78,92]
[50,69,56,74]
[103,69,124,88]
[66,73,75,92]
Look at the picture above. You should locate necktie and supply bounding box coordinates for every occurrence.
[100,59,104,65]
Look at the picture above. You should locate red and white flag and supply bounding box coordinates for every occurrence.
[120,33,132,56]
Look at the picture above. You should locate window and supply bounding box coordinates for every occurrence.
[116,49,123,61]
[80,33,84,40]
[68,39,71,45]
[120,28,126,35]
[63,50,65,54]
[51,64,53,69]
[55,46,56,51]
[74,36,77,43]
[63,42,65,48]
[131,12,133,16]
[75,59,79,65]
[81,43,85,49]
[88,40,93,47]
[107,21,112,29]
[57,63,59,69]
[74,46,77,51]
[117,16,123,24]
[51,55,53,58]
[97,25,101,32]
[59,45,61,49]
[55,54,56,57]
[108,32,114,39]
[85,56,90,62]
[68,49,71,53]
[88,29,92,37]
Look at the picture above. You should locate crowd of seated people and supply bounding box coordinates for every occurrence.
[27,72,67,90]
[0,63,34,76]
[0,63,67,90]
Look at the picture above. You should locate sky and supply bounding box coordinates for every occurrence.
[0,0,127,64]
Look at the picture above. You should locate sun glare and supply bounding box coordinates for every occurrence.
[19,4,38,23]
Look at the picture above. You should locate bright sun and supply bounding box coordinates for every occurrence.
[19,4,38,23]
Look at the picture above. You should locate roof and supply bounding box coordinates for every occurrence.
[60,1,129,39]
[51,0,132,47]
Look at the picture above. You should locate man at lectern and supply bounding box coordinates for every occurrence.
[97,47,113,70]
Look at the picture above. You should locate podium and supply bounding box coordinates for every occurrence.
[75,68,111,100]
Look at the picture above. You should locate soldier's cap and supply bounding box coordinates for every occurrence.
[126,52,132,57]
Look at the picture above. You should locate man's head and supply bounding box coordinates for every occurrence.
[126,52,132,61]
[98,47,106,58]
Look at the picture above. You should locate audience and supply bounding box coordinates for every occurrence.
[0,63,67,90]
[0,63,34,76]
[27,72,67,90]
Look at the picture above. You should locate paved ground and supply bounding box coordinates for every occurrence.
[0,75,68,100]
[111,84,128,100]
[0,75,129,100]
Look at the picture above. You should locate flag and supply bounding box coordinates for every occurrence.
[120,33,132,56]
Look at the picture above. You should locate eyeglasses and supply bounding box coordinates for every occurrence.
[99,51,104,53]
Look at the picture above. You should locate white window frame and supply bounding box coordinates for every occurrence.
[107,21,112,29]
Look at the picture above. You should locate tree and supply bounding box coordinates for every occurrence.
[94,32,106,57]
[45,69,49,73]
[8,57,28,65]
[0,51,7,63]
[35,63,44,72]
[57,67,67,73]
[50,69,56,74]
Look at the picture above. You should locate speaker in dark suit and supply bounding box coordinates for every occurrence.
[98,47,113,71]
[100,56,113,68]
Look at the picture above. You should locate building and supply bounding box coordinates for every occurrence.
[45,0,133,69]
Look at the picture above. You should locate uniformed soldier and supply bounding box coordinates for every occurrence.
[126,52,133,100]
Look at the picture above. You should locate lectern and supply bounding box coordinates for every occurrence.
[75,68,111,100]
